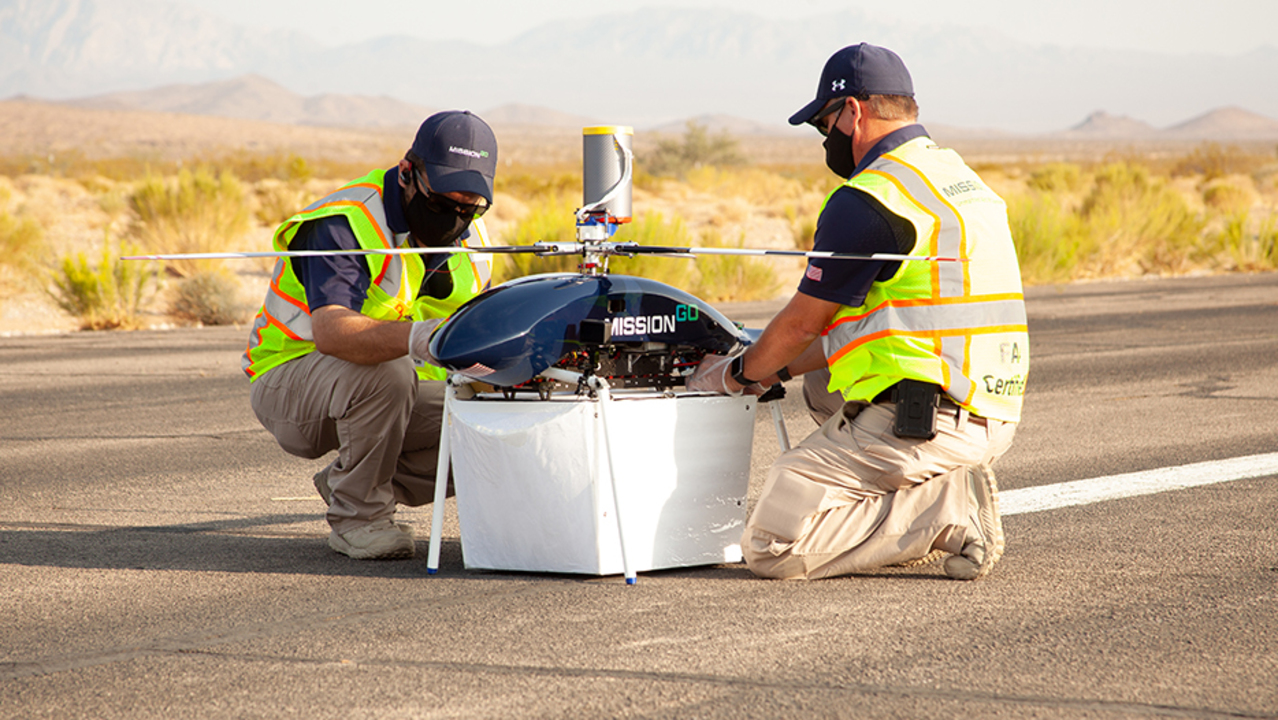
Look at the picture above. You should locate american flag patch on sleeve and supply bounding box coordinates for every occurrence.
[805,264,823,282]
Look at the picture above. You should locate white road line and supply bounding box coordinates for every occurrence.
[1001,452,1278,515]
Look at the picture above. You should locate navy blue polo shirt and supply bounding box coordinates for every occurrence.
[797,124,929,307]
[289,167,468,311]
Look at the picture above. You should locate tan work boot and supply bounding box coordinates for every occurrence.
[944,465,1004,580]
[315,468,413,537]
[328,518,415,560]
[891,548,947,568]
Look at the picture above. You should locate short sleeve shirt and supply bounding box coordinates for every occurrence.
[289,167,469,310]
[796,124,929,307]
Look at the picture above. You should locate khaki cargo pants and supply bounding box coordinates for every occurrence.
[742,370,1016,580]
[250,352,445,535]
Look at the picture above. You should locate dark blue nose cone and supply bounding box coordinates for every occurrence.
[429,273,750,387]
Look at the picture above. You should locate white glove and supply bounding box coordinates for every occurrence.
[687,353,742,396]
[407,318,444,367]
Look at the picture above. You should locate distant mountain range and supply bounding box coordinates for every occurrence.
[3,0,1278,134]
[1059,107,1278,140]
[61,75,436,128]
[46,74,1278,140]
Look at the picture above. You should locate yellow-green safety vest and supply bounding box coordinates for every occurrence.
[242,169,493,381]
[821,136,1029,422]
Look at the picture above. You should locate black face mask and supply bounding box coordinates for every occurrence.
[404,189,470,248]
[823,123,857,179]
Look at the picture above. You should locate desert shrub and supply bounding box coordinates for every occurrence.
[1006,191,1089,284]
[94,185,130,221]
[81,155,171,182]
[688,229,780,303]
[254,179,313,226]
[1254,220,1278,268]
[169,269,250,325]
[1027,163,1084,194]
[491,193,581,282]
[630,167,662,194]
[47,241,156,330]
[129,167,250,278]
[683,165,813,210]
[609,214,779,302]
[764,163,842,195]
[1170,143,1269,180]
[491,200,780,302]
[25,150,371,184]
[0,210,44,270]
[1008,161,1223,282]
[1078,162,1204,275]
[1201,213,1278,271]
[494,167,580,203]
[645,122,744,178]
[183,151,315,184]
[785,204,818,251]
[1201,179,1256,215]
[609,213,699,290]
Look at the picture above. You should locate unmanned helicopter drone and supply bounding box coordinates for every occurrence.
[129,126,948,397]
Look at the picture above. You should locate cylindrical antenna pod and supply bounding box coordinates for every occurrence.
[582,126,633,223]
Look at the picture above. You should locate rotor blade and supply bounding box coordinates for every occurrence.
[120,245,565,261]
[122,242,966,263]
[613,244,965,262]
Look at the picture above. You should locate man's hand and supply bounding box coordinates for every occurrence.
[407,318,443,367]
[688,354,740,395]
[689,353,766,396]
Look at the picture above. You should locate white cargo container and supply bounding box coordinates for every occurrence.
[445,391,757,576]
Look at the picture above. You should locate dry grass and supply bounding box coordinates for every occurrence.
[1004,158,1278,281]
[2,100,1276,333]
[45,240,157,330]
[128,167,251,278]
[168,269,252,326]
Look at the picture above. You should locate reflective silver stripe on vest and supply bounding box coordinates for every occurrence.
[300,183,412,298]
[298,183,392,245]
[826,298,1027,344]
[376,236,411,298]
[824,297,1027,401]
[274,184,410,335]
[263,260,315,339]
[864,156,966,296]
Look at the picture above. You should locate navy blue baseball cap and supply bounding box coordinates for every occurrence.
[788,43,914,126]
[411,110,498,203]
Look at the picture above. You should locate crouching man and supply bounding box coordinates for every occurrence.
[243,111,497,559]
[690,44,1029,580]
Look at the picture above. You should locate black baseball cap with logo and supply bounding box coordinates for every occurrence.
[411,110,498,203]
[788,43,914,126]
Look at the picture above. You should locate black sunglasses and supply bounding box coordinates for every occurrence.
[808,97,847,137]
[414,168,490,218]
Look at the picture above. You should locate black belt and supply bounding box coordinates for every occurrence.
[872,381,962,411]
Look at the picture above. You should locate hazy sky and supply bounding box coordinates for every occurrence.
[176,0,1276,56]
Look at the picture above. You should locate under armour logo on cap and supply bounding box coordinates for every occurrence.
[789,43,914,126]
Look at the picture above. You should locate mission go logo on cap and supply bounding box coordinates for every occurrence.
[449,145,489,159]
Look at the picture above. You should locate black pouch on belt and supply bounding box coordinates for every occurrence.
[892,379,940,440]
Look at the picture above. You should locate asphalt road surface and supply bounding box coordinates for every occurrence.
[2,272,1276,719]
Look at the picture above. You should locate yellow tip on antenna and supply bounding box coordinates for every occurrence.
[583,126,634,136]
